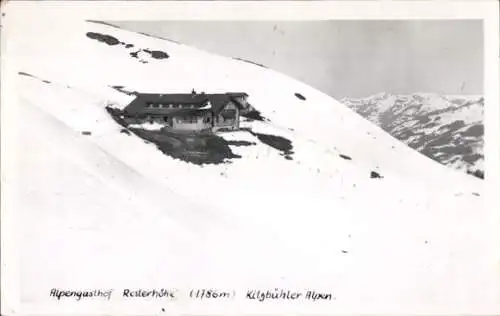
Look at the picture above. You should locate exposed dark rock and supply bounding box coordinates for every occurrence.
[18,71,35,77]
[106,106,240,165]
[149,50,169,59]
[129,48,169,62]
[250,131,294,160]
[86,32,120,46]
[463,153,483,164]
[110,85,138,96]
[18,72,52,84]
[124,43,134,48]
[294,93,306,100]
[142,49,169,59]
[106,106,130,127]
[120,129,131,135]
[339,154,352,160]
[241,109,267,122]
[461,124,484,137]
[419,116,431,124]
[81,131,92,136]
[136,130,240,164]
[467,169,484,179]
[370,171,383,179]
[437,120,466,132]
[226,140,257,147]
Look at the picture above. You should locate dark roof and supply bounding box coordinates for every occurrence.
[131,108,212,116]
[124,92,248,116]
[225,92,248,98]
[208,94,233,115]
[135,93,208,105]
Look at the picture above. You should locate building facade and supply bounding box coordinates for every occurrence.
[122,92,249,133]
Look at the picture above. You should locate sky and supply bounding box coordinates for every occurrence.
[114,20,483,99]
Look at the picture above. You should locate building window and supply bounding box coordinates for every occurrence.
[220,110,236,123]
[177,116,199,124]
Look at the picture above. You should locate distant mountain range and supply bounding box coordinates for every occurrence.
[341,93,484,178]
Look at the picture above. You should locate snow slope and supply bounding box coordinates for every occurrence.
[2,19,498,314]
[341,93,484,177]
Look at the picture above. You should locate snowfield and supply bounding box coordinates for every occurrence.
[2,19,499,314]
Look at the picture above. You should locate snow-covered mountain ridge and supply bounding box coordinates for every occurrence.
[2,18,497,314]
[341,93,484,178]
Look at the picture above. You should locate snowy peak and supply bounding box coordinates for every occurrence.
[341,93,484,178]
